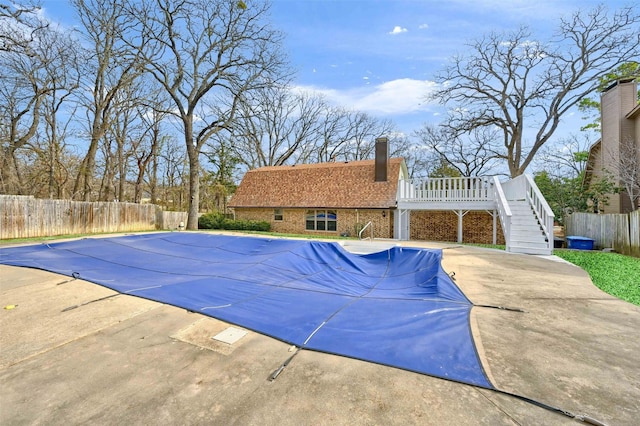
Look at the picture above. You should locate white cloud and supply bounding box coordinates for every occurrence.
[418,23,429,30]
[389,26,408,35]
[293,78,439,116]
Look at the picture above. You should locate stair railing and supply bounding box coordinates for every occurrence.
[492,176,512,252]
[358,221,373,240]
[523,174,555,252]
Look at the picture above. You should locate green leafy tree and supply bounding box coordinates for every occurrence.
[585,172,620,213]
[534,132,620,222]
[429,158,462,178]
[535,171,618,222]
[578,61,640,131]
[534,172,588,224]
[202,134,241,213]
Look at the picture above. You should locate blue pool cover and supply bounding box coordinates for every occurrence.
[0,233,492,388]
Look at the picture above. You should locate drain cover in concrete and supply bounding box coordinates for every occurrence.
[212,327,247,344]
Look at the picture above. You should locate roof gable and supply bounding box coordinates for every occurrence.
[626,102,640,119]
[230,158,405,209]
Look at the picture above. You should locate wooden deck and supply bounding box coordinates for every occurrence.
[396,177,496,210]
[394,175,555,255]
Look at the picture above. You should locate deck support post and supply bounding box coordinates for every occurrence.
[492,209,497,245]
[395,209,410,240]
[483,209,498,246]
[454,210,469,243]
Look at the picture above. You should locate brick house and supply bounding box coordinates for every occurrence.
[229,139,504,244]
[584,78,640,213]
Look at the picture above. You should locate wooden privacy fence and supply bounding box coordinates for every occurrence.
[0,195,188,240]
[565,210,640,257]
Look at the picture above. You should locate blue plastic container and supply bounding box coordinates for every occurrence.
[566,236,595,250]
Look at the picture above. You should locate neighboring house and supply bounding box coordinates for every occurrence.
[584,78,640,213]
[230,138,510,247]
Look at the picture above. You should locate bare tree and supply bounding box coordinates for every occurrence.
[0,47,45,193]
[71,0,144,201]
[0,0,47,53]
[108,92,135,202]
[38,27,82,199]
[96,82,155,202]
[395,144,435,181]
[301,108,396,164]
[96,136,117,201]
[431,5,640,177]
[128,0,288,229]
[336,112,395,162]
[535,132,595,179]
[21,143,82,198]
[414,124,502,177]
[606,137,640,211]
[309,105,351,163]
[232,85,326,168]
[0,11,75,194]
[132,90,169,204]
[158,136,188,211]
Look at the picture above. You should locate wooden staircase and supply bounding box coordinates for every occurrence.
[507,200,551,255]
[498,174,555,256]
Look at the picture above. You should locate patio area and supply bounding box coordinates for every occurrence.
[1,234,638,424]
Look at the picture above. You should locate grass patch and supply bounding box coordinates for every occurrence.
[0,233,102,246]
[554,249,640,306]
[0,230,353,247]
[464,243,506,250]
[0,230,161,246]
[237,231,353,240]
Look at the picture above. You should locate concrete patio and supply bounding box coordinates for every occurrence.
[1,236,638,425]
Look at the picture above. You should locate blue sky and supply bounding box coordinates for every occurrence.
[40,0,632,137]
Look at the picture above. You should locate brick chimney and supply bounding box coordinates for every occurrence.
[374,137,389,182]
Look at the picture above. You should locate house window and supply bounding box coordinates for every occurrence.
[274,208,283,221]
[306,210,337,231]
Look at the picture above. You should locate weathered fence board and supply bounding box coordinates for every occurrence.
[157,210,188,231]
[630,210,640,258]
[0,195,188,240]
[565,211,640,257]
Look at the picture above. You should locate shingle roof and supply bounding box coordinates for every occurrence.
[229,158,404,209]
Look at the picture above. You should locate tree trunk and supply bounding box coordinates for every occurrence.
[0,148,24,194]
[117,141,125,201]
[73,130,101,201]
[150,154,158,204]
[184,118,199,230]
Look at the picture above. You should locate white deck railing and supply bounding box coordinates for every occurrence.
[397,177,493,203]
